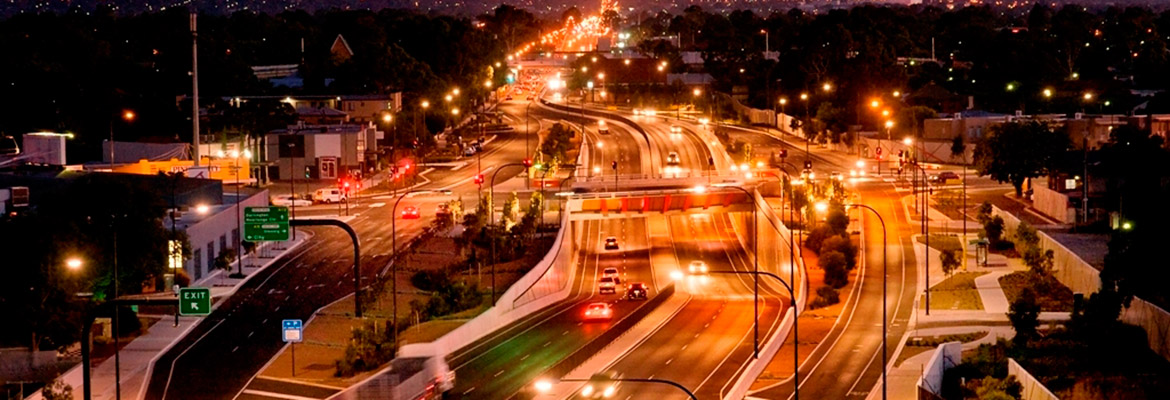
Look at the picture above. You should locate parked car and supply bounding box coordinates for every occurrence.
[312,188,346,204]
[271,194,311,207]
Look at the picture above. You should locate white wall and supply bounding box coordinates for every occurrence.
[1008,358,1059,400]
[182,189,270,281]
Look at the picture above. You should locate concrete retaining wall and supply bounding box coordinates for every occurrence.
[1032,185,1073,224]
[1008,358,1059,400]
[991,205,1170,363]
[916,341,961,398]
[397,212,579,359]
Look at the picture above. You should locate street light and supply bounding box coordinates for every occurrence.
[534,376,697,400]
[845,203,889,400]
[690,184,762,359]
[67,257,83,271]
[221,148,252,279]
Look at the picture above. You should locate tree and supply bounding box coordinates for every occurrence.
[976,201,993,225]
[820,235,857,270]
[940,250,961,276]
[1023,248,1054,276]
[973,121,1070,197]
[1008,287,1041,343]
[213,249,238,274]
[821,251,849,288]
[950,133,966,162]
[894,106,938,138]
[825,206,849,235]
[1013,220,1040,250]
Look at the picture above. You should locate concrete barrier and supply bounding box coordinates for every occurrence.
[1008,358,1059,400]
[397,211,579,359]
[916,341,961,399]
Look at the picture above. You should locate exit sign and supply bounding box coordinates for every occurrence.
[179,287,211,316]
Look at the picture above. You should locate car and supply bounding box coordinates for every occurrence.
[602,267,619,280]
[505,95,513,100]
[604,236,619,250]
[312,188,346,204]
[689,260,709,274]
[583,302,613,321]
[580,372,622,398]
[599,276,618,294]
[271,194,311,207]
[436,203,451,216]
[829,171,843,181]
[401,206,420,219]
[670,125,682,140]
[598,120,609,134]
[626,282,648,300]
[463,146,477,157]
[931,171,961,184]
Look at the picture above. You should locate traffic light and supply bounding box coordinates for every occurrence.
[473,174,484,184]
[523,158,533,167]
[779,149,788,158]
[611,161,618,170]
[804,160,813,170]
[304,166,312,179]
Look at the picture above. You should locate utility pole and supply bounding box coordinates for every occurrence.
[191,12,201,166]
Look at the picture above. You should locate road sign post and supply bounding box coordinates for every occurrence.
[245,207,290,241]
[282,319,303,377]
[178,287,211,316]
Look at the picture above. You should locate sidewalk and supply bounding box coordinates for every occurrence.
[33,230,312,400]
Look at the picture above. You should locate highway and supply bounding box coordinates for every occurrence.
[581,212,788,400]
[446,218,661,399]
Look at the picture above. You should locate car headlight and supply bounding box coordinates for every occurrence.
[603,384,616,397]
[581,385,594,396]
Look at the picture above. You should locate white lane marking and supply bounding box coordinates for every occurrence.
[240,389,320,400]
[494,370,504,377]
[162,319,225,399]
[462,387,476,395]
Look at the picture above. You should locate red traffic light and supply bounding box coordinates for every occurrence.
[473,174,484,184]
[523,158,533,167]
[611,161,618,170]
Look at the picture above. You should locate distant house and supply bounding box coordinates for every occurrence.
[264,123,383,181]
[331,34,354,63]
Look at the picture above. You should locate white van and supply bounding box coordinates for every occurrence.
[312,188,346,204]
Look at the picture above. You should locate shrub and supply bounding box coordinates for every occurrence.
[1023,247,1054,276]
[820,235,857,270]
[984,216,1005,244]
[1014,220,1040,249]
[804,226,834,254]
[977,201,993,225]
[410,270,451,292]
[940,249,961,276]
[821,251,849,288]
[41,379,73,400]
[825,207,849,235]
[1008,287,1041,343]
[808,286,840,310]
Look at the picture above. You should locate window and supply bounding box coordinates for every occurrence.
[193,249,203,280]
[206,242,215,272]
[220,235,227,255]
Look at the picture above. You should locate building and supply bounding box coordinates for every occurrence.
[265,122,384,181]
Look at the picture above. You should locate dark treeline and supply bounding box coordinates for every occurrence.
[625,4,1170,126]
[0,5,544,161]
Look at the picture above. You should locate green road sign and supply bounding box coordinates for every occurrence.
[179,287,211,316]
[245,206,290,241]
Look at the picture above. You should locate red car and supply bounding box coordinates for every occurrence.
[401,206,420,219]
[583,302,613,321]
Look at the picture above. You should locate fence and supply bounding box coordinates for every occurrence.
[1008,358,1060,400]
[917,341,962,400]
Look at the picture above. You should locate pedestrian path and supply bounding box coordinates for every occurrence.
[30,230,312,400]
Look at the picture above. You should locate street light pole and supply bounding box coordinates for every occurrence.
[389,189,440,345]
[488,162,528,303]
[704,185,759,358]
[847,203,889,400]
